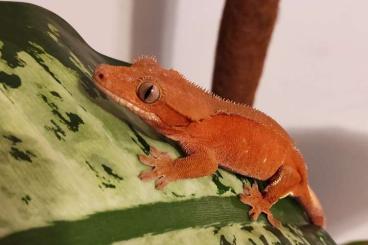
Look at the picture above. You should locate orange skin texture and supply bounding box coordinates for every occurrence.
[93,57,325,227]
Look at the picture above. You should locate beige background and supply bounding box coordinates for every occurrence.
[5,0,368,243]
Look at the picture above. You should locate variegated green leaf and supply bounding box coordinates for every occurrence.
[0,2,336,244]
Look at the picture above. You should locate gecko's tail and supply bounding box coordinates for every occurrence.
[296,184,326,227]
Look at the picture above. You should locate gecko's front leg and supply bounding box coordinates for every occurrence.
[138,146,218,189]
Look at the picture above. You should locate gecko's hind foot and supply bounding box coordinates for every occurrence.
[240,183,281,227]
[138,146,175,190]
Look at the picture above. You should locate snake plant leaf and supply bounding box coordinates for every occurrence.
[0,2,336,244]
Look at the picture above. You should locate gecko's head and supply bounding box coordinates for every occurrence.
[93,57,209,129]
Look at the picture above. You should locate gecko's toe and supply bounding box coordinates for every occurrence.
[261,209,281,227]
[149,146,161,158]
[138,155,155,166]
[266,212,281,228]
[155,176,169,190]
[138,169,159,181]
[152,149,172,161]
[242,186,252,196]
[249,207,261,221]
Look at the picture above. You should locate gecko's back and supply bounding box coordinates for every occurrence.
[212,95,291,140]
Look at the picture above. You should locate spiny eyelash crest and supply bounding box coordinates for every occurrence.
[137,75,154,83]
[133,55,257,111]
[177,72,243,107]
[133,55,158,64]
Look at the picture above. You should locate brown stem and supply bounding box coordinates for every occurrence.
[212,0,280,105]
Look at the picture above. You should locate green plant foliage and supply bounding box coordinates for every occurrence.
[0,2,336,244]
[343,242,368,245]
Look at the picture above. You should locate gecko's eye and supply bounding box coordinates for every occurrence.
[137,82,160,103]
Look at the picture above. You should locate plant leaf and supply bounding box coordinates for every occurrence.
[0,2,336,244]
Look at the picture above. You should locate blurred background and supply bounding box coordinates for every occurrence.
[6,0,368,243]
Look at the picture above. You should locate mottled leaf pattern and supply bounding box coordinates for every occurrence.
[0,2,336,244]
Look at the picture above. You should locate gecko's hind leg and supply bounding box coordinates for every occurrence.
[240,165,301,227]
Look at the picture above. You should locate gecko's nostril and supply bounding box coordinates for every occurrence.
[98,73,104,80]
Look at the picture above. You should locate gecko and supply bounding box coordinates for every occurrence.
[93,57,325,227]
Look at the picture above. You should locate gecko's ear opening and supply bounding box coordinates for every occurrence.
[133,55,158,67]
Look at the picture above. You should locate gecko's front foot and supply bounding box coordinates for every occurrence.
[138,146,176,190]
[240,183,281,227]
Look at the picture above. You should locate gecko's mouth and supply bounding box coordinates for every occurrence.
[94,82,161,123]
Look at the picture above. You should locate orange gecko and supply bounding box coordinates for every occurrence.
[93,57,325,227]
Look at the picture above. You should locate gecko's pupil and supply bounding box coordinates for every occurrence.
[144,85,153,100]
[137,81,160,103]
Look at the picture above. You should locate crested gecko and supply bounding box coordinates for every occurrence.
[93,57,325,227]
